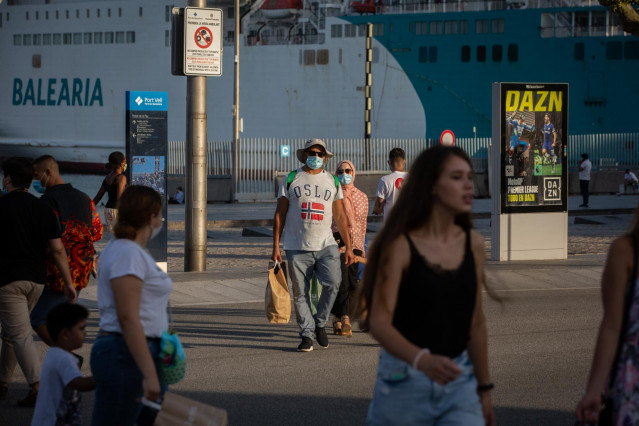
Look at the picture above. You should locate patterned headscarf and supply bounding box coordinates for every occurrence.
[336,160,356,228]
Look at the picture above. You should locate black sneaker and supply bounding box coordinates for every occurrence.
[297,337,313,352]
[315,327,329,349]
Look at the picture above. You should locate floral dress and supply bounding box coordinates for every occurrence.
[610,278,639,426]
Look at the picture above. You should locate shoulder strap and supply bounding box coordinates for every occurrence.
[608,235,638,390]
[286,170,297,190]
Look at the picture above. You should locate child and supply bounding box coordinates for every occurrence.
[31,303,96,426]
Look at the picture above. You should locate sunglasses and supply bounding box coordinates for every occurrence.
[307,150,326,158]
[336,169,353,175]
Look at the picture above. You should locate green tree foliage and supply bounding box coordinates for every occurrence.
[599,0,639,36]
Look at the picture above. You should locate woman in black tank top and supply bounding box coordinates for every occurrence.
[93,151,127,232]
[356,146,495,425]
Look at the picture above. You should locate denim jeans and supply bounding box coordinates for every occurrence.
[90,333,167,426]
[286,245,341,339]
[366,349,483,425]
[30,286,81,329]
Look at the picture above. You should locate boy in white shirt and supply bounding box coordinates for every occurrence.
[31,303,96,426]
[373,147,408,222]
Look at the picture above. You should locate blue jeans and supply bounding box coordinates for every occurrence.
[366,349,483,425]
[286,245,341,339]
[90,333,167,426]
[30,287,81,329]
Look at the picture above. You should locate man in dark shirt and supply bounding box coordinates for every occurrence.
[0,157,76,406]
[30,155,103,346]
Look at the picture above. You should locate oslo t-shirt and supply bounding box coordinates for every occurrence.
[277,168,343,251]
[97,239,173,338]
[31,347,83,426]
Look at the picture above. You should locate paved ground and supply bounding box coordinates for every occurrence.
[1,194,638,425]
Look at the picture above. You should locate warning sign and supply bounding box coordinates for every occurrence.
[184,7,222,76]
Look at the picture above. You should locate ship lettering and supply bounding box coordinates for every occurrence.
[505,90,562,112]
[12,78,103,107]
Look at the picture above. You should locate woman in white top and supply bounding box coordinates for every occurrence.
[90,185,172,425]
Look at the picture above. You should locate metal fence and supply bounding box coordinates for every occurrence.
[167,133,639,195]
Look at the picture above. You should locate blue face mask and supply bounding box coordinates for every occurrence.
[306,156,323,170]
[339,173,353,185]
[32,180,46,194]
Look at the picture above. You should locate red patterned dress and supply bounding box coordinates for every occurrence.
[40,183,103,291]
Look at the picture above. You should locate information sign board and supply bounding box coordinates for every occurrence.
[184,7,223,76]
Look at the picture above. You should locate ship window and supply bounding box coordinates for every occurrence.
[508,44,518,61]
[33,34,42,45]
[65,10,69,19]
[430,21,442,35]
[32,55,41,68]
[606,41,622,60]
[97,9,101,18]
[84,33,92,44]
[63,33,72,45]
[165,30,170,47]
[339,48,343,64]
[36,11,39,20]
[108,9,111,18]
[555,12,571,37]
[228,7,234,19]
[0,13,2,28]
[23,34,32,46]
[373,23,384,36]
[492,45,502,62]
[445,20,457,35]
[429,46,437,62]
[43,34,52,45]
[461,45,470,62]
[372,47,380,62]
[73,33,82,44]
[166,6,170,22]
[45,11,49,20]
[626,41,639,59]
[574,43,584,60]
[345,24,356,37]
[76,10,80,19]
[358,24,367,37]
[86,9,90,18]
[317,49,329,65]
[460,20,468,34]
[418,46,427,63]
[56,11,59,20]
[491,19,504,33]
[591,11,605,36]
[127,31,135,43]
[94,32,103,44]
[26,11,29,21]
[139,7,143,18]
[53,34,62,45]
[105,32,114,44]
[477,45,486,62]
[331,24,342,38]
[13,35,22,46]
[541,13,554,38]
[574,11,588,37]
[115,31,125,44]
[119,8,122,17]
[415,22,428,35]
[476,19,489,34]
[609,13,623,36]
[304,49,316,65]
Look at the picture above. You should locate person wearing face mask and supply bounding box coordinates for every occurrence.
[0,157,76,407]
[90,185,172,425]
[93,151,127,233]
[29,155,103,347]
[330,160,368,337]
[272,139,356,352]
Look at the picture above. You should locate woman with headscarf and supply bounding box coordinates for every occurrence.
[331,160,368,337]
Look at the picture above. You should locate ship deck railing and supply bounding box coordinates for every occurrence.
[361,0,603,15]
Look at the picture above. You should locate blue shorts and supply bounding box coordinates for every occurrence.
[510,137,528,150]
[30,287,81,329]
[542,141,554,152]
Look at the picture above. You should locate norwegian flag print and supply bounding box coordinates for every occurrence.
[301,202,325,221]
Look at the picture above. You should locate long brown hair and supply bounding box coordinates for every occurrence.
[113,186,162,239]
[355,145,474,330]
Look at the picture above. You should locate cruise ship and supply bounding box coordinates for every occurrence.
[0,0,637,170]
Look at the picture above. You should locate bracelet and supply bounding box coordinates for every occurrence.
[477,383,495,392]
[412,348,430,370]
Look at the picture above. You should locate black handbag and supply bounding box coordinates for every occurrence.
[599,235,638,426]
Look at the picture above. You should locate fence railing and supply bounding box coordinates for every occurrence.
[168,133,639,194]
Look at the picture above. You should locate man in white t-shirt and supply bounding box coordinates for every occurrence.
[272,139,355,352]
[578,153,592,208]
[373,147,407,221]
[625,169,638,192]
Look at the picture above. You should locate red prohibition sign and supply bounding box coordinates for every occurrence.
[440,129,455,146]
[194,26,213,49]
